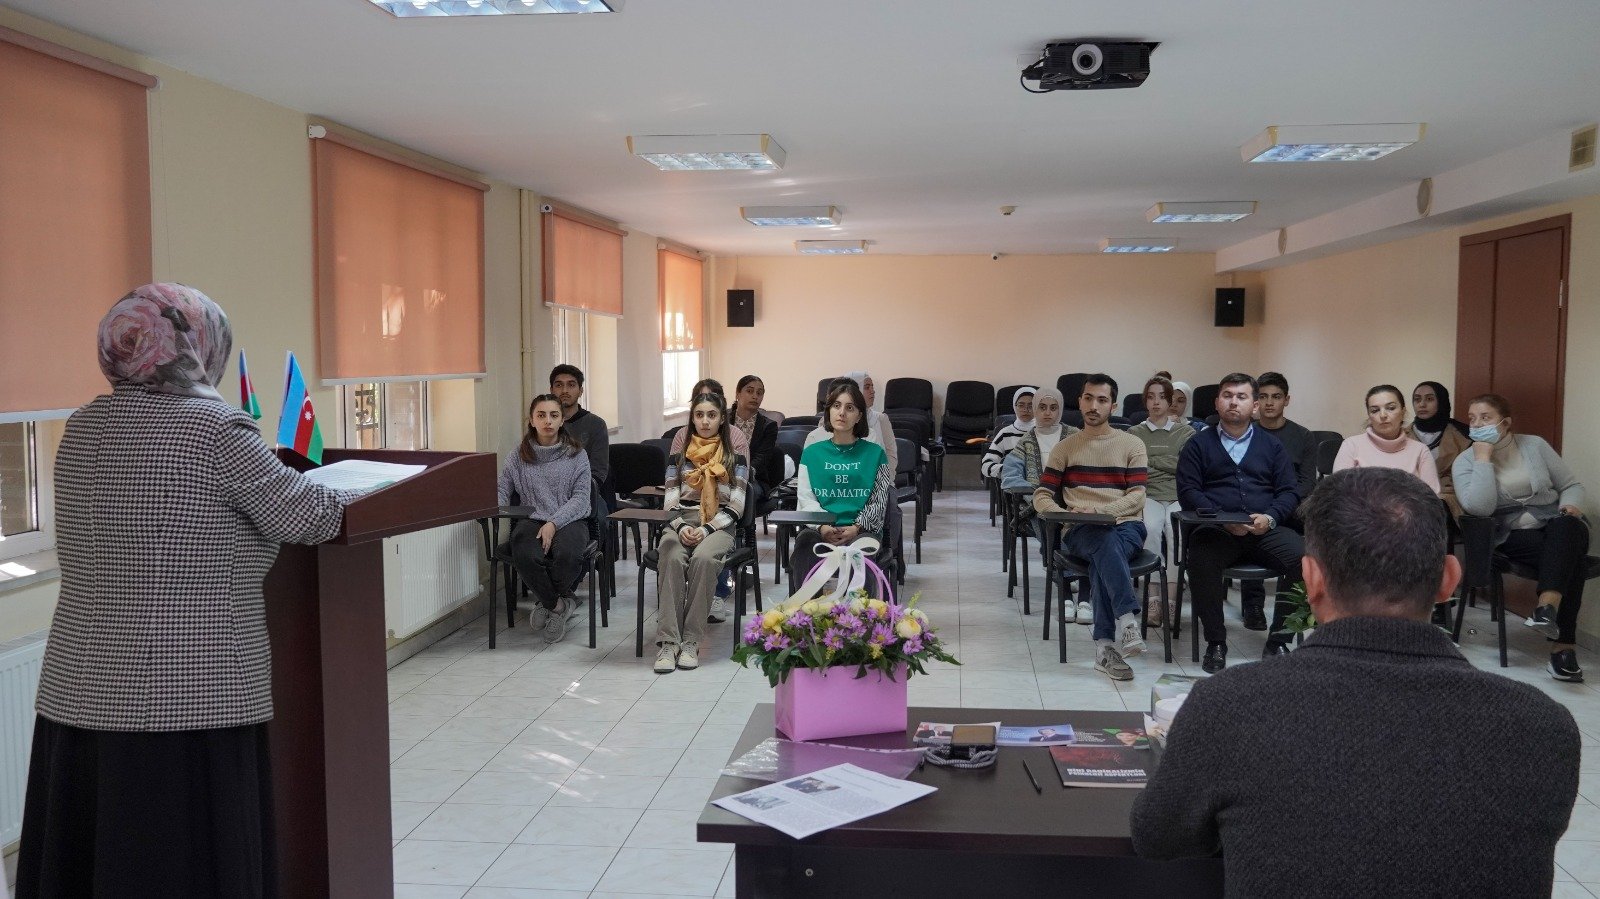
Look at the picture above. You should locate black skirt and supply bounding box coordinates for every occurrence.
[16,716,276,899]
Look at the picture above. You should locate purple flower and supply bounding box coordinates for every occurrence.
[763,633,792,651]
[786,611,813,629]
[742,619,763,643]
[830,603,851,618]
[870,623,895,646]
[822,628,846,651]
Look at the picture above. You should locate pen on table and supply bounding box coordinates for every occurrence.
[1021,758,1042,794]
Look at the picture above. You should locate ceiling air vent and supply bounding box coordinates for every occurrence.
[1572,125,1597,173]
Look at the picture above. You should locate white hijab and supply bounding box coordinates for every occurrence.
[1033,386,1065,457]
[841,370,883,439]
[1013,386,1038,432]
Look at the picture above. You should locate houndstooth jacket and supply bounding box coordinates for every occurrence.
[37,385,350,731]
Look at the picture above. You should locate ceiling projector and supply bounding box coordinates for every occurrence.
[1021,40,1158,92]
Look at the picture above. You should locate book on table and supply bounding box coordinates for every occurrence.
[1047,744,1151,789]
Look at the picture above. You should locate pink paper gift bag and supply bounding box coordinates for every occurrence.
[773,663,908,742]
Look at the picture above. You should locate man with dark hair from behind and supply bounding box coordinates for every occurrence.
[1236,371,1319,632]
[1133,468,1578,897]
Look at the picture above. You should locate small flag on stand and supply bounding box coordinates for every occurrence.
[276,351,325,464]
[239,350,262,420]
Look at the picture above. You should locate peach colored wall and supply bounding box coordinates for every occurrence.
[707,254,1261,421]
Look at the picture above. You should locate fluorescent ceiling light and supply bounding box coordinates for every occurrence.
[796,240,866,255]
[1100,238,1177,254]
[627,134,785,171]
[1241,124,1424,163]
[1146,201,1257,223]
[367,0,618,15]
[741,206,840,227]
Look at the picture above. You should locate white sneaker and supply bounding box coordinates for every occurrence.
[1095,644,1133,681]
[528,603,551,631]
[653,643,678,674]
[707,597,728,624]
[1062,598,1078,624]
[543,597,575,643]
[1076,601,1093,625]
[677,642,700,670]
[1119,616,1146,656]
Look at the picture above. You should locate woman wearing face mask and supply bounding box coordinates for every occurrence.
[1454,394,1588,682]
[654,392,749,674]
[1405,381,1471,514]
[1132,374,1195,624]
[1332,385,1440,493]
[792,380,894,590]
[981,386,1037,479]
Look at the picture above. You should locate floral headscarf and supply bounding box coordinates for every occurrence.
[97,283,232,402]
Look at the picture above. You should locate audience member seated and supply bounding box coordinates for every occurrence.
[670,378,751,458]
[732,374,781,496]
[1168,379,1206,431]
[1001,387,1083,612]
[1033,374,1150,681]
[980,385,1036,479]
[804,371,898,474]
[1176,373,1303,671]
[550,364,609,491]
[1406,380,1472,515]
[498,394,593,644]
[653,392,749,674]
[791,380,894,589]
[1236,371,1321,630]
[1455,394,1589,682]
[1131,373,1194,624]
[1133,467,1579,896]
[1332,384,1441,494]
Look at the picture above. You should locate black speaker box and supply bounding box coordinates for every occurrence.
[727,289,755,327]
[1214,287,1245,327]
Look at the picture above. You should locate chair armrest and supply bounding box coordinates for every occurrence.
[1457,514,1496,590]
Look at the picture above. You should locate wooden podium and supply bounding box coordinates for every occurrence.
[263,448,497,898]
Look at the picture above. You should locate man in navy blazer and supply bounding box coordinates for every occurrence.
[1176,373,1303,672]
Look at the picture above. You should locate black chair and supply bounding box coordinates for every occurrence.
[940,380,995,453]
[994,413,1016,431]
[772,431,809,583]
[609,442,668,560]
[1125,411,1148,426]
[815,377,837,414]
[1056,373,1088,404]
[895,437,924,564]
[1048,548,1172,664]
[1191,384,1221,416]
[1168,510,1284,664]
[660,425,684,442]
[1452,514,1600,668]
[1110,416,1132,430]
[995,385,1027,418]
[1314,437,1342,479]
[477,491,605,650]
[883,377,934,417]
[1002,487,1036,613]
[1060,410,1084,429]
[782,415,820,429]
[760,409,785,424]
[1121,392,1145,418]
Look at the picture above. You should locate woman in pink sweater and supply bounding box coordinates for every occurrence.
[1332,385,1441,493]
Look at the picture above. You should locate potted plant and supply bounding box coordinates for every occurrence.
[733,591,959,741]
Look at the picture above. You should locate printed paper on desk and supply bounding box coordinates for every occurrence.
[300,459,426,492]
[712,763,936,840]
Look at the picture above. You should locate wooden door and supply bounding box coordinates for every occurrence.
[1455,215,1570,450]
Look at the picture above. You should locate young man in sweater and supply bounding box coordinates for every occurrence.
[550,364,610,491]
[1236,371,1319,631]
[1133,467,1578,896]
[1176,373,1303,672]
[1033,374,1149,680]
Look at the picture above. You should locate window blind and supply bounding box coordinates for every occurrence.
[542,206,624,317]
[658,246,704,352]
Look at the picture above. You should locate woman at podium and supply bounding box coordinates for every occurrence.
[18,284,353,898]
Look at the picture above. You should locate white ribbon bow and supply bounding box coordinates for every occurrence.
[783,537,886,610]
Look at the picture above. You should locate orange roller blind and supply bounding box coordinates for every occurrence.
[0,35,152,418]
[658,247,704,352]
[543,208,624,317]
[313,137,486,382]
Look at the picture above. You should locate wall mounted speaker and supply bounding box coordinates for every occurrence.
[727,289,755,327]
[1214,288,1245,327]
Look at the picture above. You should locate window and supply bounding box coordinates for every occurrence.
[0,420,56,562]
[340,381,430,451]
[553,307,589,372]
[662,351,701,416]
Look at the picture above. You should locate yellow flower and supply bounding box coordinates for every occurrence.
[869,644,883,659]
[909,609,929,623]
[865,598,889,615]
[801,600,824,617]
[895,618,923,640]
[761,610,785,631]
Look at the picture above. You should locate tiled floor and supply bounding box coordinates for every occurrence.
[371,488,1600,896]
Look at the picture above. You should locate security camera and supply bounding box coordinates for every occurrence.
[540,203,554,213]
[991,253,1002,261]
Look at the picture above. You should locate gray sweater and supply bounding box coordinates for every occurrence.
[1453,433,1584,545]
[1132,616,1578,898]
[496,442,592,528]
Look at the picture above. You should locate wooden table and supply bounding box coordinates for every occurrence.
[698,704,1222,897]
[764,510,835,591]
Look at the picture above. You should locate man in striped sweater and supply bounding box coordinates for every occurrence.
[1034,374,1150,681]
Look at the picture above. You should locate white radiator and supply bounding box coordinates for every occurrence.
[383,522,480,640]
[0,631,46,850]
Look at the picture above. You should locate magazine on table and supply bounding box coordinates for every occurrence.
[1068,726,1151,749]
[995,724,1076,746]
[711,763,937,839]
[912,721,1001,746]
[1048,744,1151,789]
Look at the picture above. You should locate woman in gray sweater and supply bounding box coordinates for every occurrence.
[498,394,593,643]
[1453,393,1588,681]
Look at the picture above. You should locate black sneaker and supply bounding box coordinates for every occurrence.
[1527,604,1560,639]
[1241,606,1268,632]
[1550,649,1584,683]
[1202,642,1227,674]
[1262,639,1291,659]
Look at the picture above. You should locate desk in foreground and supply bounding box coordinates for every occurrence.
[699,704,1222,898]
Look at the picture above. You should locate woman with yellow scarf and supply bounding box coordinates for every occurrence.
[654,392,750,673]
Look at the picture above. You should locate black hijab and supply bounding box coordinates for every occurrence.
[1412,381,1469,436]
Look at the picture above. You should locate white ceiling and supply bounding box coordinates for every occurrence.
[9,0,1600,256]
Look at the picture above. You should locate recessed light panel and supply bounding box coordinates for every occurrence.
[368,0,617,16]
[1146,201,1257,223]
[741,206,840,227]
[628,135,785,171]
[1242,124,1424,162]
[1100,238,1177,253]
[796,240,866,255]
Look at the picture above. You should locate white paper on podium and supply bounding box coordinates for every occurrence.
[300,459,427,493]
[712,763,936,839]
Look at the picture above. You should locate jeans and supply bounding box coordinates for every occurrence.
[1187,525,1304,644]
[1499,515,1591,644]
[655,527,735,647]
[509,519,590,609]
[1063,522,1147,642]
